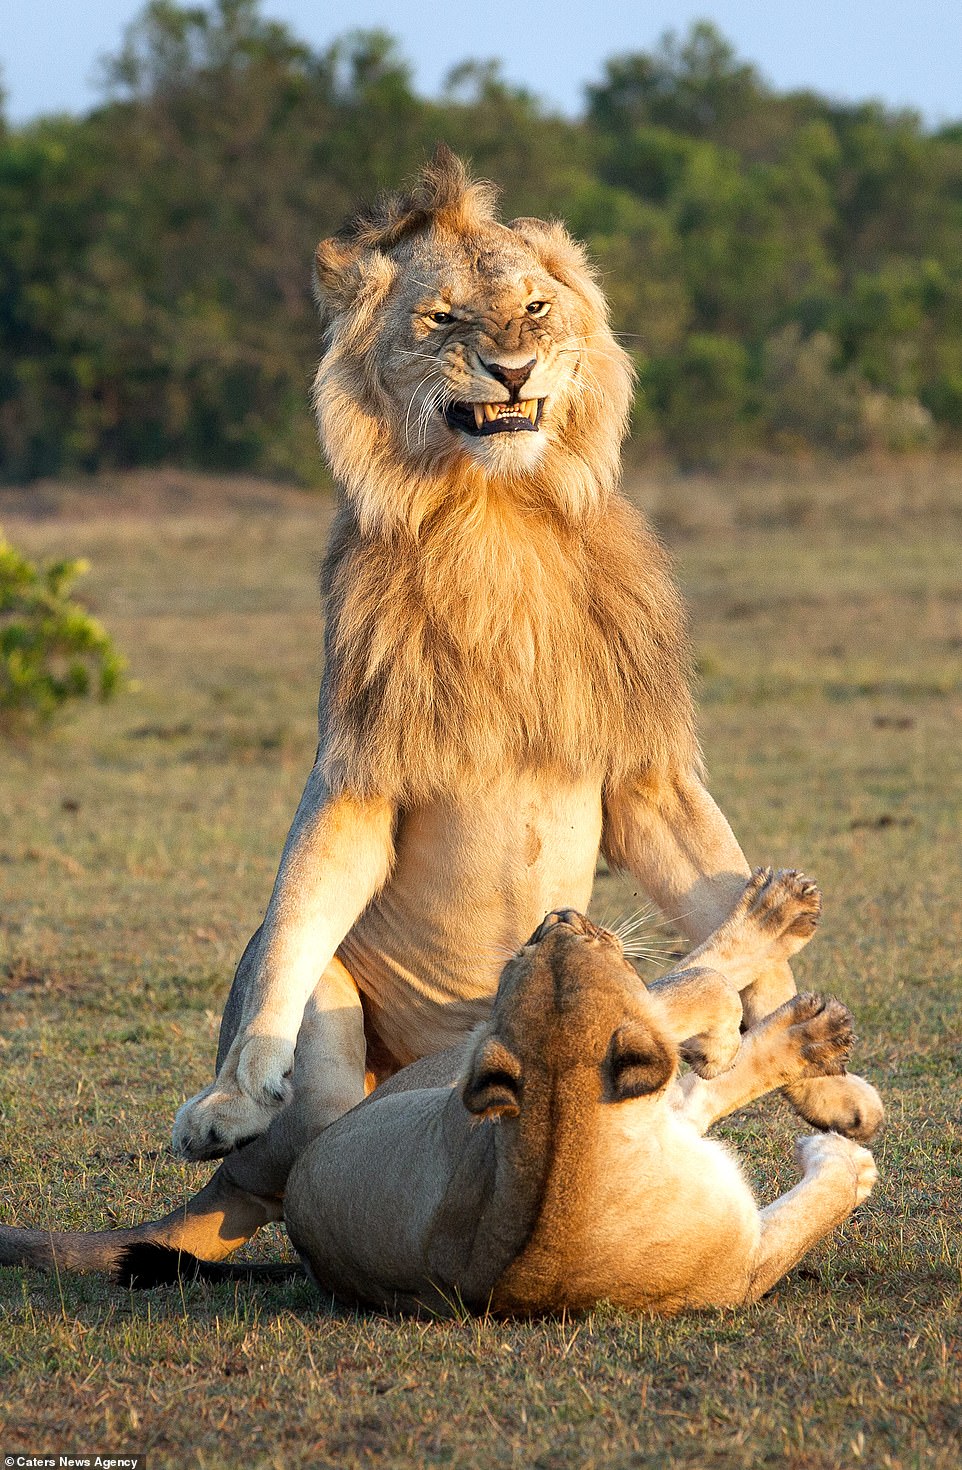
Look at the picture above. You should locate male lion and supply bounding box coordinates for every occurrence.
[0,870,876,1311]
[157,147,881,1247]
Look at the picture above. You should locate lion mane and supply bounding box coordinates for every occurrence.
[312,147,698,804]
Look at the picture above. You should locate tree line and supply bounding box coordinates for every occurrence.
[2,0,961,481]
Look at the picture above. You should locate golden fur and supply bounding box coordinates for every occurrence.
[283,874,876,1316]
[320,495,695,802]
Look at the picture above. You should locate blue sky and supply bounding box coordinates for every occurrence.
[3,0,961,127]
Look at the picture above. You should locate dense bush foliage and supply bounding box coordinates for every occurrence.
[2,0,961,477]
[0,533,124,726]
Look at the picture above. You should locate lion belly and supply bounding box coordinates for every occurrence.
[337,773,603,1064]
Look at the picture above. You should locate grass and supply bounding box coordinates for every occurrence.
[0,462,960,1469]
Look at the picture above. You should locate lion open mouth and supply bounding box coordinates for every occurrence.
[443,399,544,436]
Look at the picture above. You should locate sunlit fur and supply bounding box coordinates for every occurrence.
[311,149,698,804]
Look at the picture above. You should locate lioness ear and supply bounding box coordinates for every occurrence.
[462,1037,523,1119]
[605,1023,675,1103]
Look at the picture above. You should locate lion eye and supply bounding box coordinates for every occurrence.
[427,310,453,325]
[526,301,550,317]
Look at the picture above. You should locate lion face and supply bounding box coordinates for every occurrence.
[312,150,635,535]
[384,224,591,478]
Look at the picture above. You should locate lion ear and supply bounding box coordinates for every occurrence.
[605,1023,676,1103]
[462,1036,523,1119]
[508,215,553,236]
[313,240,396,339]
[314,236,364,304]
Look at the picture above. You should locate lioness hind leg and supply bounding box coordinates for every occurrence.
[745,1133,877,1301]
[678,991,855,1134]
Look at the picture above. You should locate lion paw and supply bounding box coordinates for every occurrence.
[172,1037,295,1161]
[784,1072,884,1143]
[236,1035,296,1105]
[732,867,822,959]
[782,992,855,1077]
[796,1131,878,1205]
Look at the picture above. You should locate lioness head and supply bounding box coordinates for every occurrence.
[312,147,635,536]
[462,910,677,1123]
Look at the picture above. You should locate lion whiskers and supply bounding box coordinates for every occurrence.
[607,904,680,966]
[404,370,447,452]
[417,381,451,448]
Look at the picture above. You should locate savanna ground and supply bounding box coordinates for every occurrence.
[0,461,960,1469]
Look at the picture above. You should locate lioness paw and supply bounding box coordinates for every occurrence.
[784,1073,884,1143]
[796,1132,878,1206]
[735,867,822,957]
[785,993,855,1076]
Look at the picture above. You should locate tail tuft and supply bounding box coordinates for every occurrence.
[115,1243,202,1288]
[115,1242,303,1289]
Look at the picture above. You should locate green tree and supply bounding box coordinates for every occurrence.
[2,7,962,477]
[643,333,754,467]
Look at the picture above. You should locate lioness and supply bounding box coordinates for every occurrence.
[169,148,881,1205]
[281,874,876,1315]
[0,871,877,1313]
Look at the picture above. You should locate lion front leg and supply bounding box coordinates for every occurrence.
[218,954,371,1201]
[172,767,395,1160]
[603,771,884,1141]
[115,957,371,1280]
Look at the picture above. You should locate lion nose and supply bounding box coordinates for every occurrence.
[482,358,536,400]
[529,909,589,945]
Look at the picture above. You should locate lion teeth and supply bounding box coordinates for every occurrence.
[468,399,541,428]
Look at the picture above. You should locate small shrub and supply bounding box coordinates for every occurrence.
[0,530,125,729]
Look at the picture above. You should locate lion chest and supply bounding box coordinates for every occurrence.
[338,773,603,1062]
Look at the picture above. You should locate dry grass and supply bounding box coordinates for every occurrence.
[0,463,960,1469]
